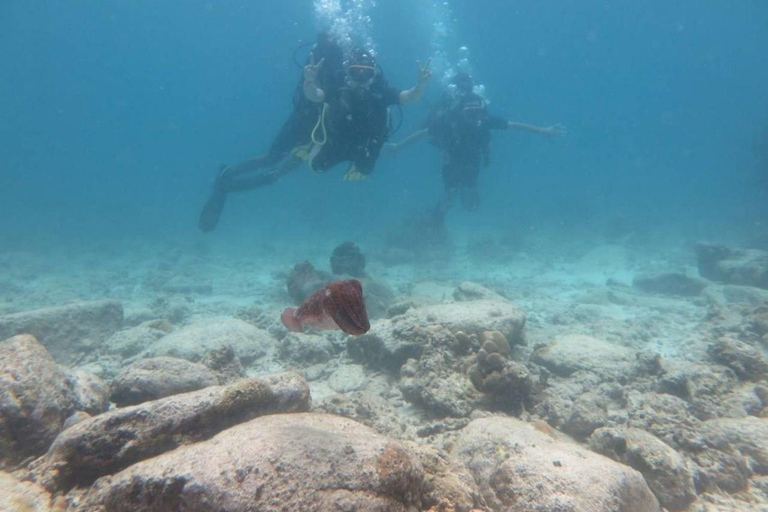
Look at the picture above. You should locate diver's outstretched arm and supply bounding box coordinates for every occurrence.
[384,129,429,154]
[507,121,567,137]
[399,59,432,105]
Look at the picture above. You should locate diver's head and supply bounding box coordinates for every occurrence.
[451,72,474,95]
[346,49,377,88]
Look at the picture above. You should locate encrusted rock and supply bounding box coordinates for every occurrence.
[77,414,424,512]
[0,334,109,468]
[696,243,768,289]
[330,241,366,277]
[0,470,55,512]
[109,357,219,407]
[453,417,660,512]
[150,317,273,366]
[102,320,169,360]
[562,392,608,439]
[699,417,768,475]
[30,371,310,492]
[286,260,332,304]
[279,332,335,366]
[708,336,768,381]
[531,334,635,378]
[453,282,506,302]
[632,272,708,296]
[468,337,533,414]
[589,427,697,510]
[0,300,123,365]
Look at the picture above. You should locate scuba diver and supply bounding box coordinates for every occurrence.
[198,35,431,232]
[388,72,566,217]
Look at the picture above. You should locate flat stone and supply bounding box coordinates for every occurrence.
[150,317,273,366]
[0,300,123,365]
[532,334,635,377]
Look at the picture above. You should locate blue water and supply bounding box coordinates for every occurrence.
[1,0,767,248]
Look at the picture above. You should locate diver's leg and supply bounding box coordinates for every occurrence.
[460,165,481,212]
[198,156,303,233]
[224,155,303,192]
[225,109,310,178]
[434,162,460,217]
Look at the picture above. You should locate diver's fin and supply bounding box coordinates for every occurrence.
[198,188,227,233]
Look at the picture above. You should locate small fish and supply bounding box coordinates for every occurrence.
[281,279,370,335]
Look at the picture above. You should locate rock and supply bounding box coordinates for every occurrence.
[696,243,768,289]
[69,370,110,415]
[330,241,366,277]
[359,277,396,319]
[30,371,310,492]
[279,332,334,366]
[150,317,273,366]
[589,427,697,511]
[314,392,417,440]
[453,417,660,512]
[722,285,768,305]
[708,336,768,381]
[624,392,702,448]
[399,358,475,418]
[468,339,533,414]
[415,301,526,345]
[350,302,525,373]
[286,260,332,304]
[700,417,768,475]
[109,357,219,407]
[562,392,608,439]
[632,272,708,296]
[411,444,485,512]
[348,319,425,373]
[0,335,109,468]
[102,321,169,359]
[78,414,424,511]
[453,282,506,302]
[0,471,54,512]
[0,300,123,365]
[198,344,245,384]
[531,334,635,378]
[327,364,368,393]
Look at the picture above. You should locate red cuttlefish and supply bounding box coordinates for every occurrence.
[281,279,370,335]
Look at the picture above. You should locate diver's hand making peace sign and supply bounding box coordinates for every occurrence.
[304,53,324,84]
[417,57,432,84]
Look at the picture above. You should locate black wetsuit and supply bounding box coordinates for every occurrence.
[427,93,508,210]
[311,76,401,177]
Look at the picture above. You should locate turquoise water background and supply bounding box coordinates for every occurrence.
[1,1,766,247]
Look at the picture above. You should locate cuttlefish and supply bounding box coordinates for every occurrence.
[281,279,370,335]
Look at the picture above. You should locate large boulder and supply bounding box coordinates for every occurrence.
[531,334,635,378]
[0,300,123,364]
[31,371,310,492]
[78,414,424,512]
[696,243,768,289]
[150,317,274,366]
[109,357,219,407]
[589,427,697,511]
[0,334,109,468]
[0,471,56,512]
[453,417,660,512]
